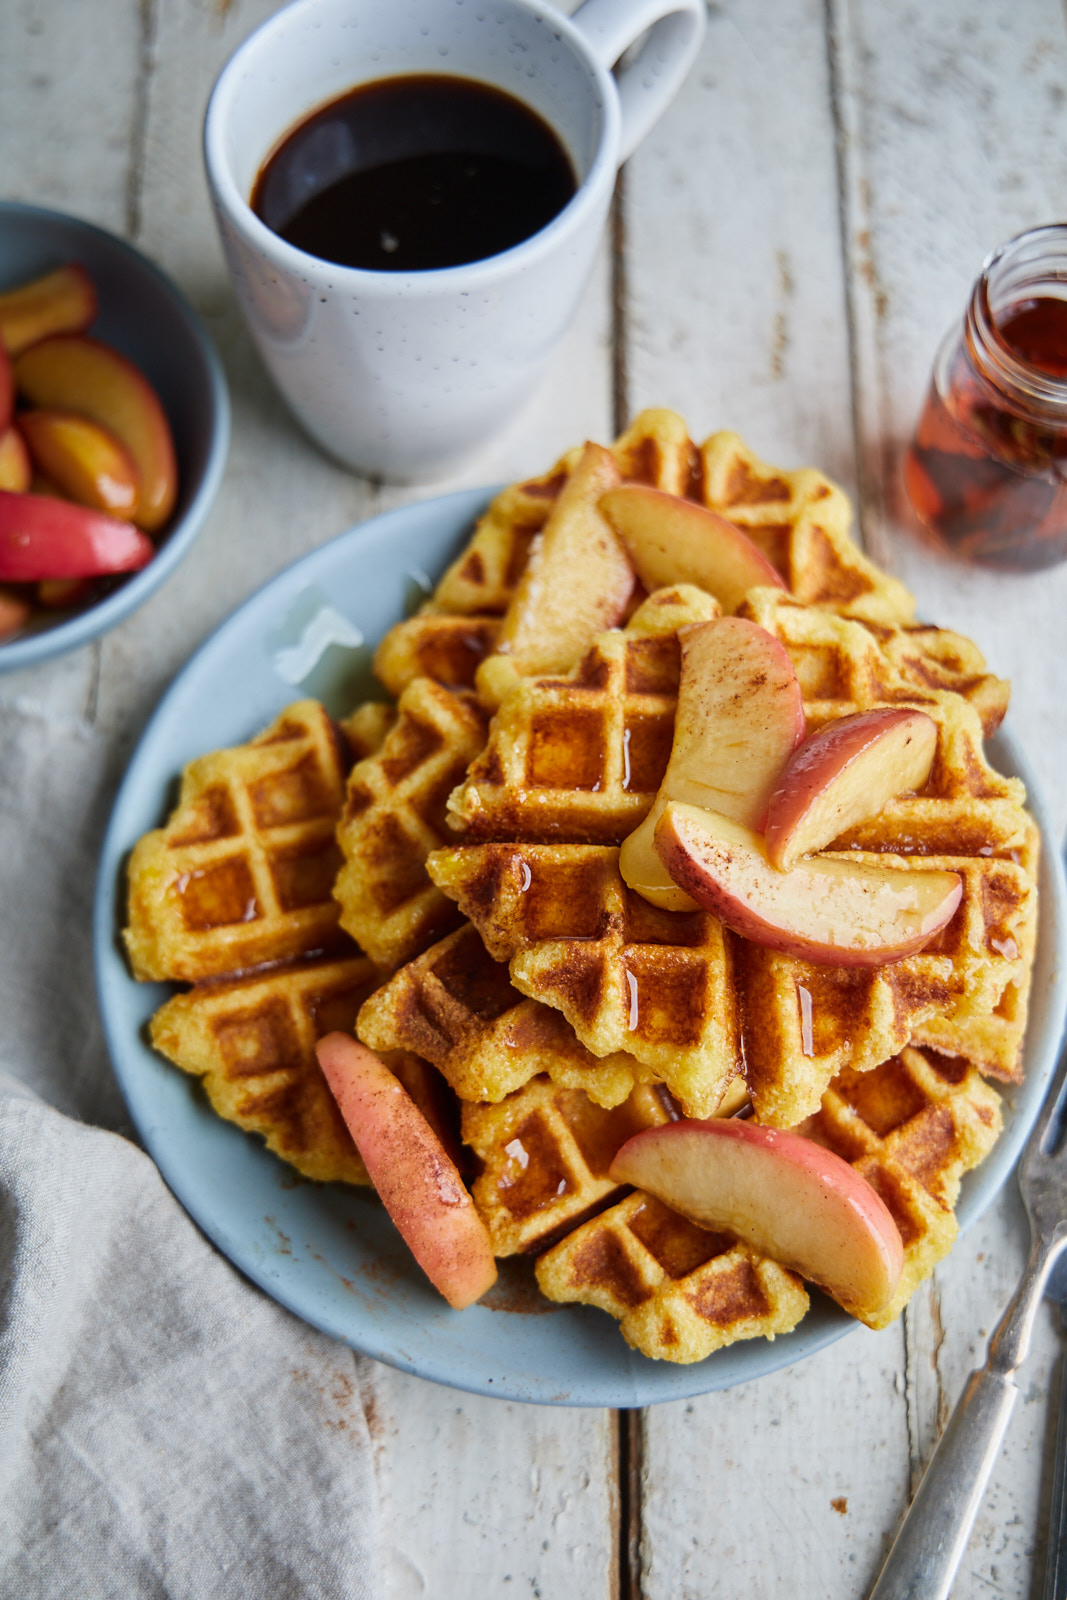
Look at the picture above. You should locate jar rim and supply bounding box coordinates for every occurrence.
[967,223,1067,413]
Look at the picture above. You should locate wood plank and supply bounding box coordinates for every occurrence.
[124,9,621,1595]
[830,0,1067,1592]
[622,5,919,1592]
[833,0,1067,838]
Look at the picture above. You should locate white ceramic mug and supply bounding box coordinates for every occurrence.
[203,0,704,482]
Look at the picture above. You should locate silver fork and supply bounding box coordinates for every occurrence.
[868,1038,1067,1600]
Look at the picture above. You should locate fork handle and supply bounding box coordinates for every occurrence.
[868,1367,1018,1600]
[1042,1353,1067,1600]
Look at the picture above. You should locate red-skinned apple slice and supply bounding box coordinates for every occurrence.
[0,426,31,492]
[765,708,938,871]
[599,484,786,613]
[619,617,806,910]
[608,1117,904,1321]
[0,264,97,356]
[654,801,962,965]
[19,409,141,519]
[316,1033,497,1310]
[15,334,177,531]
[0,490,153,580]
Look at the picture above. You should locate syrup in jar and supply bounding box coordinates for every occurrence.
[904,225,1067,571]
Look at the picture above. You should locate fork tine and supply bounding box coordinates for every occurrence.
[1020,1035,1067,1175]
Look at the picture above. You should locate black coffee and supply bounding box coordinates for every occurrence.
[251,74,577,272]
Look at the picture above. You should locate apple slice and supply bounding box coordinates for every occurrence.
[599,484,786,613]
[15,334,177,531]
[654,801,962,965]
[765,708,938,871]
[0,264,97,356]
[0,587,31,641]
[619,617,805,910]
[316,1033,497,1310]
[0,490,154,580]
[0,426,31,493]
[19,410,140,520]
[608,1117,904,1321]
[0,340,13,436]
[475,442,633,705]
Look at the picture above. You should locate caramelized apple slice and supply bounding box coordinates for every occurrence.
[619,617,805,910]
[765,708,938,871]
[0,490,153,580]
[0,340,12,436]
[599,484,785,612]
[0,426,31,493]
[608,1117,904,1321]
[475,442,633,705]
[316,1033,497,1310]
[0,587,31,641]
[15,334,176,531]
[19,410,140,519]
[654,801,962,965]
[0,264,97,356]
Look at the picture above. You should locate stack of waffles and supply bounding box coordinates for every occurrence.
[124,410,1036,1363]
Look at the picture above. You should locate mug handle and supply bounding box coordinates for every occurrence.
[570,0,706,164]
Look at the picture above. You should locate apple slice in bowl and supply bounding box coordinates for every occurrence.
[609,1117,904,1323]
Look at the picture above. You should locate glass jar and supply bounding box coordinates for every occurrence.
[904,224,1067,571]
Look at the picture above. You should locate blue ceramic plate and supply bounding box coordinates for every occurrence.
[94,489,1067,1406]
[0,203,229,673]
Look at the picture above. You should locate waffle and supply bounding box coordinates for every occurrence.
[462,1074,678,1255]
[339,701,397,761]
[699,430,915,624]
[149,955,382,1184]
[357,921,646,1109]
[427,841,983,1125]
[448,586,720,843]
[125,700,351,983]
[535,1190,810,1363]
[332,678,488,971]
[794,1044,1003,1329]
[372,408,903,703]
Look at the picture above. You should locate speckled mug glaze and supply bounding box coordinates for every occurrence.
[203,0,704,482]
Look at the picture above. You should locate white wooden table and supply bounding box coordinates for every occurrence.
[4,2,1067,1594]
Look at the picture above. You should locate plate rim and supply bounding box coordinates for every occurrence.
[93,488,1067,1406]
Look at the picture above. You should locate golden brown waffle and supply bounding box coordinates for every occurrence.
[447,586,719,843]
[357,921,644,1108]
[461,1074,676,1254]
[699,430,915,623]
[338,701,397,762]
[125,700,351,983]
[794,1045,1003,1329]
[148,955,382,1185]
[374,614,501,696]
[372,408,903,702]
[332,678,488,971]
[535,1190,809,1363]
[427,840,977,1125]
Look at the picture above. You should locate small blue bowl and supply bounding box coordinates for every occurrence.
[0,203,230,674]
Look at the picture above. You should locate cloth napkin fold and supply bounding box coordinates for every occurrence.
[0,1078,383,1599]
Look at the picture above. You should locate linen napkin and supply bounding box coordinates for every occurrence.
[0,699,383,1598]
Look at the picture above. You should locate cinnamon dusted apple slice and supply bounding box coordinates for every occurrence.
[16,334,176,531]
[599,484,785,612]
[619,617,805,910]
[765,708,938,871]
[608,1117,904,1322]
[0,426,31,492]
[0,490,153,580]
[475,441,633,705]
[19,410,140,519]
[0,264,97,356]
[316,1033,497,1310]
[654,801,962,965]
